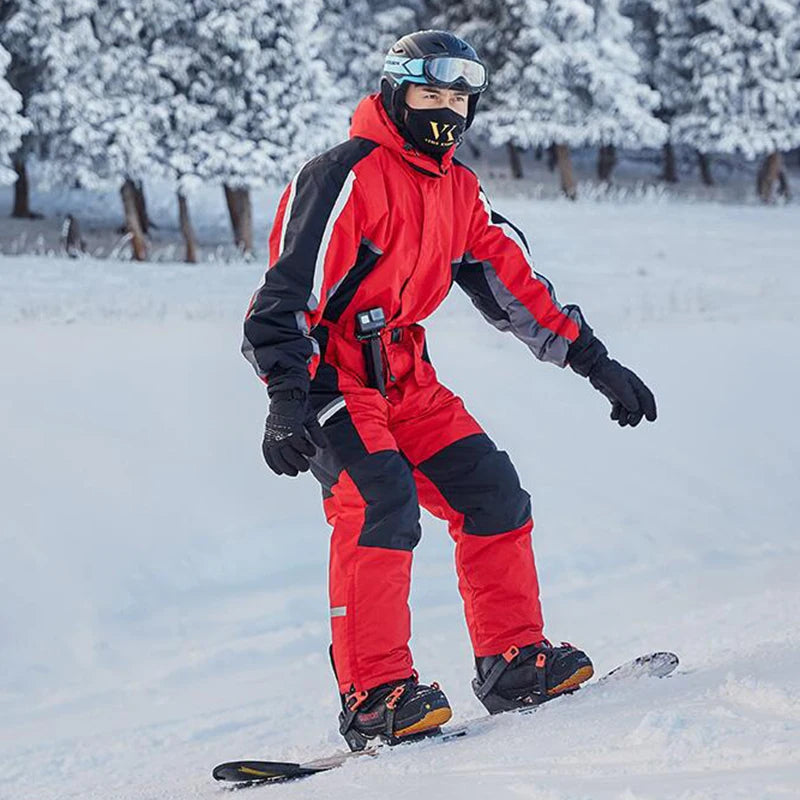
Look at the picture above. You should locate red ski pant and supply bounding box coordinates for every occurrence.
[309,325,544,693]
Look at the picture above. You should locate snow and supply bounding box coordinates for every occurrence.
[1,197,799,798]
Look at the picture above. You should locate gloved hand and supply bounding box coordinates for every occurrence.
[566,313,657,428]
[588,355,657,427]
[262,385,326,476]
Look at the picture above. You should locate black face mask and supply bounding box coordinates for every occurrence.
[402,106,466,159]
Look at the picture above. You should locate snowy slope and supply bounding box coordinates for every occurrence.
[0,199,798,799]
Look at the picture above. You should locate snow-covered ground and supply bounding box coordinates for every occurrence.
[1,198,798,799]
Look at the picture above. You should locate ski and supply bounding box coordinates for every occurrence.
[212,651,678,786]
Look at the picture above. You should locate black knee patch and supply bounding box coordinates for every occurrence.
[417,433,531,535]
[348,451,422,551]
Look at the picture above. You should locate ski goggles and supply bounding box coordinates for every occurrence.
[384,54,488,93]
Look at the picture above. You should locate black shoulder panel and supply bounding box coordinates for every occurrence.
[242,137,378,381]
[276,137,378,301]
[306,137,379,176]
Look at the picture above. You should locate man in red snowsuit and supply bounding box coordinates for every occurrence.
[243,31,656,751]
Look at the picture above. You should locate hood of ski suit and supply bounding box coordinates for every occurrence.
[349,93,457,177]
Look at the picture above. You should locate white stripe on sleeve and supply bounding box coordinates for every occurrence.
[310,171,356,308]
[278,171,301,256]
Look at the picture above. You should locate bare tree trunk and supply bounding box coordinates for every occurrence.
[466,140,481,159]
[535,145,543,161]
[597,144,617,182]
[238,188,253,255]
[177,192,199,264]
[506,142,524,179]
[757,151,783,203]
[11,157,41,218]
[224,184,243,248]
[120,178,148,261]
[697,151,714,186]
[661,142,678,183]
[777,165,791,201]
[554,144,577,200]
[133,180,152,233]
[60,214,86,258]
[547,143,557,172]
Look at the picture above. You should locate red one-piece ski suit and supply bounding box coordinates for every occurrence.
[243,94,587,693]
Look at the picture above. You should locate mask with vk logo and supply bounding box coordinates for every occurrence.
[403,106,466,159]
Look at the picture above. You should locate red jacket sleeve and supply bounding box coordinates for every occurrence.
[454,183,584,367]
[242,146,369,386]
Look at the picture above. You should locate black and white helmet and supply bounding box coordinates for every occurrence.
[380,30,488,131]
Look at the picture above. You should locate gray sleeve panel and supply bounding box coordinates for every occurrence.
[461,188,583,367]
[457,253,581,367]
[480,260,579,366]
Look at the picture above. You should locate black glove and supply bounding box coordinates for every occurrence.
[262,385,326,476]
[587,355,657,427]
[567,314,657,428]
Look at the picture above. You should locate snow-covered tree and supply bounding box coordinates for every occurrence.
[430,0,524,85]
[622,0,720,186]
[22,1,173,258]
[621,0,679,181]
[477,0,667,196]
[672,0,800,200]
[147,0,346,255]
[368,3,426,95]
[314,0,376,110]
[0,0,48,213]
[27,1,169,192]
[173,0,344,189]
[313,0,420,111]
[654,0,715,183]
[0,43,30,186]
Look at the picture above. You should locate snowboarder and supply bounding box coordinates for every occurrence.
[242,30,657,752]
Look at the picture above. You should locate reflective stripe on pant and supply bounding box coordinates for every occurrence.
[323,452,420,692]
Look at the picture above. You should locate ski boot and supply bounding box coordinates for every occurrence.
[472,640,594,714]
[338,671,452,751]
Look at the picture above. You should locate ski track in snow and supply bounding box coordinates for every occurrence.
[1,199,799,799]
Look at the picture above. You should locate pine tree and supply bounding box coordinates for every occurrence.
[0,0,50,214]
[477,0,666,196]
[315,0,384,110]
[0,43,30,186]
[24,1,167,193]
[622,0,678,181]
[150,0,346,255]
[313,0,424,115]
[177,0,344,188]
[671,0,800,201]
[653,0,716,184]
[22,1,173,258]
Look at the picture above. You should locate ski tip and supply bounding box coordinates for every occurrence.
[598,651,680,684]
[650,651,679,669]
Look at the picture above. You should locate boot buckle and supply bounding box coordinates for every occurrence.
[345,689,368,711]
[503,645,520,663]
[385,685,406,711]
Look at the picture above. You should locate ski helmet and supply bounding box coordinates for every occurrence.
[380,30,488,133]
